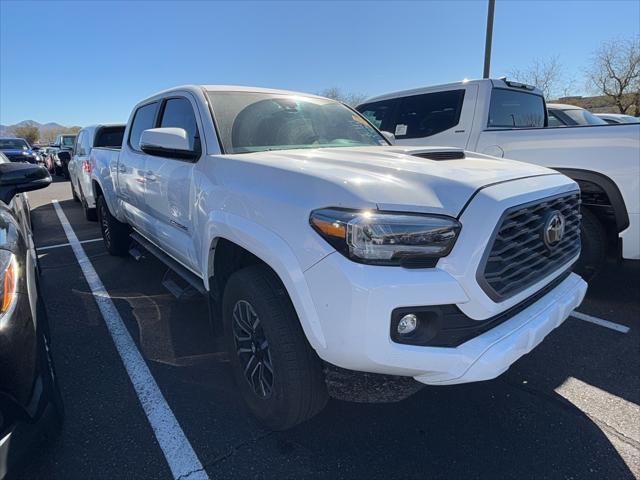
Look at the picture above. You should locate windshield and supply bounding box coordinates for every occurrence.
[62,135,76,146]
[207,91,388,154]
[563,109,607,125]
[0,138,29,150]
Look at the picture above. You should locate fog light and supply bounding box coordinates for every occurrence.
[397,314,418,335]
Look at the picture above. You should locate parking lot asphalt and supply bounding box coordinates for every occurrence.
[16,177,640,479]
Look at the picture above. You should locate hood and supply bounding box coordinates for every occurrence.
[1,149,33,156]
[238,146,556,217]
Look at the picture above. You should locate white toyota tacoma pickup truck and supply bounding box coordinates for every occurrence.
[357,78,640,277]
[91,85,587,429]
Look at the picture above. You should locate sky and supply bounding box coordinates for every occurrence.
[1,0,639,126]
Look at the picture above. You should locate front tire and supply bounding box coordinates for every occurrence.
[97,195,130,256]
[222,265,328,430]
[574,207,606,280]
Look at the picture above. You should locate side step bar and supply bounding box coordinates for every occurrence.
[129,232,206,295]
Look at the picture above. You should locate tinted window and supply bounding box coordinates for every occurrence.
[393,90,465,139]
[159,98,199,150]
[488,89,545,128]
[357,99,399,132]
[129,102,158,151]
[95,126,125,148]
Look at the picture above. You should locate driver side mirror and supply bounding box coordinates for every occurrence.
[140,128,199,161]
[0,162,52,204]
[381,131,396,145]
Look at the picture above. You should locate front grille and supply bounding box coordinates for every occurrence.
[412,150,465,161]
[478,192,581,301]
[4,154,24,162]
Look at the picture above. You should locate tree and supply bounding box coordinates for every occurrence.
[13,125,40,145]
[320,87,368,107]
[39,126,81,144]
[587,37,640,115]
[509,56,567,99]
[39,128,61,145]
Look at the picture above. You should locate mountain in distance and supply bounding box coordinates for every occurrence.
[0,120,68,137]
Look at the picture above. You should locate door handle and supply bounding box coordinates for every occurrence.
[117,164,126,173]
[145,171,157,182]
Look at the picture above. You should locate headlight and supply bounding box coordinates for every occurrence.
[0,251,18,316]
[310,208,461,267]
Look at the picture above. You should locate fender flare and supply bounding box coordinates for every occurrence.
[90,175,125,222]
[554,168,629,232]
[201,211,328,350]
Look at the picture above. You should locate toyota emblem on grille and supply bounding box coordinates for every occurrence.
[543,211,566,249]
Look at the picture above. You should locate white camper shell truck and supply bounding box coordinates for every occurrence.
[358,78,640,278]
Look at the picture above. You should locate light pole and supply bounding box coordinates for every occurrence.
[483,0,495,79]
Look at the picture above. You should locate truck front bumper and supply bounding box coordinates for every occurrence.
[304,253,587,385]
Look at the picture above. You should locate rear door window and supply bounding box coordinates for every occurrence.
[488,89,546,128]
[129,102,158,151]
[159,97,200,151]
[393,90,465,139]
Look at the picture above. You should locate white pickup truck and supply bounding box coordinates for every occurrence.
[69,124,125,221]
[91,85,587,429]
[357,79,640,277]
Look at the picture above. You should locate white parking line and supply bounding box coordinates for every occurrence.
[571,311,630,333]
[52,200,209,480]
[37,237,103,251]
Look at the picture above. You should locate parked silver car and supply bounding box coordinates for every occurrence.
[69,125,125,221]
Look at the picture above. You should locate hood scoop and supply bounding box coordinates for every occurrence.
[412,150,466,161]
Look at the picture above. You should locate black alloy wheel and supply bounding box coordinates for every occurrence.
[232,300,275,398]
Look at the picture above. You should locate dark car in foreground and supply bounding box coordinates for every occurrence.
[0,138,39,164]
[0,153,62,479]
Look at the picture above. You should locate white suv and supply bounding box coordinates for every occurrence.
[91,85,587,429]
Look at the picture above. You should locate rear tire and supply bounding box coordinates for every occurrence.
[222,265,328,430]
[574,207,606,280]
[97,195,130,256]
